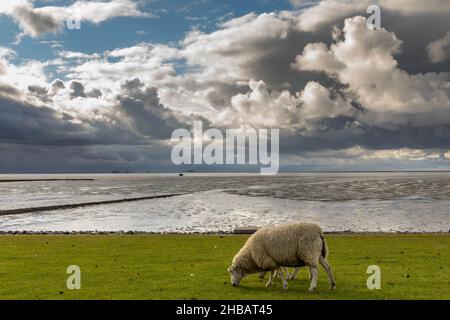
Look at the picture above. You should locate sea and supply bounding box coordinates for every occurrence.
[0,172,449,233]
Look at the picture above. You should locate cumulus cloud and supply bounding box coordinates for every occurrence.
[427,31,450,63]
[291,42,344,74]
[298,81,354,122]
[54,2,449,117]
[216,79,354,131]
[69,80,86,98]
[59,44,179,94]
[87,88,102,99]
[1,0,450,171]
[48,79,65,96]
[293,16,450,129]
[216,80,302,128]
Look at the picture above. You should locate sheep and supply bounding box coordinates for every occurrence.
[227,222,336,291]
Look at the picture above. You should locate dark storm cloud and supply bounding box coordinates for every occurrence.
[382,11,450,73]
[0,81,193,171]
[280,122,450,155]
[0,93,101,145]
[116,78,187,139]
[0,143,174,173]
[0,80,188,146]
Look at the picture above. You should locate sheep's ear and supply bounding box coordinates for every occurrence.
[227,267,231,273]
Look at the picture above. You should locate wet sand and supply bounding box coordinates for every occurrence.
[1,173,450,233]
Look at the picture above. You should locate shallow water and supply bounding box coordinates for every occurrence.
[0,173,449,233]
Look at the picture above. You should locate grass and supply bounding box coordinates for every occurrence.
[0,234,448,300]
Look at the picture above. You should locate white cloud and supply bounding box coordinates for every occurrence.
[0,46,16,60]
[427,31,450,63]
[54,44,179,99]
[58,51,101,60]
[213,79,354,130]
[181,12,294,81]
[293,16,450,128]
[291,42,344,74]
[299,81,354,122]
[216,80,302,127]
[0,0,150,38]
[0,56,49,93]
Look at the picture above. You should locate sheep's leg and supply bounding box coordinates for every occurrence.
[308,267,318,292]
[265,271,275,288]
[282,267,290,279]
[259,272,267,279]
[289,267,300,280]
[276,267,288,290]
[319,256,337,289]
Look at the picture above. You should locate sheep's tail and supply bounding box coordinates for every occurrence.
[321,235,328,258]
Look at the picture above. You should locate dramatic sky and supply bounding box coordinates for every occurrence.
[0,0,450,172]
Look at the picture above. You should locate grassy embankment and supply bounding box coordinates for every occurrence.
[0,234,448,300]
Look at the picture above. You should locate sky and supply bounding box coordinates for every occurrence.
[0,0,450,173]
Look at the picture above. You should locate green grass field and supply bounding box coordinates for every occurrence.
[0,234,448,300]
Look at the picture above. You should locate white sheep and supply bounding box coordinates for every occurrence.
[228,223,336,291]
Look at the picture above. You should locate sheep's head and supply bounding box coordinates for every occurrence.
[227,265,244,287]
